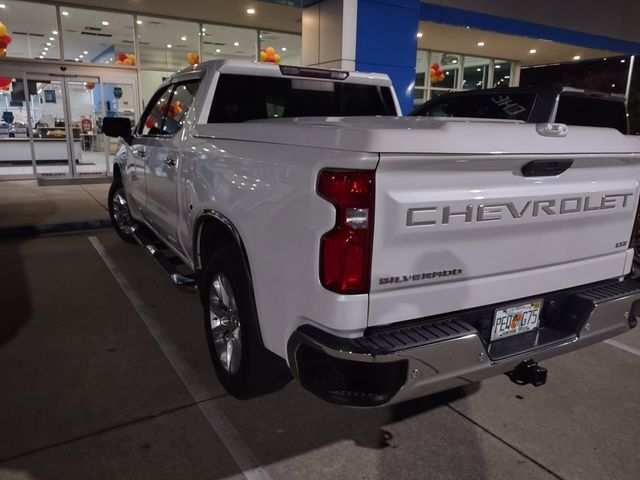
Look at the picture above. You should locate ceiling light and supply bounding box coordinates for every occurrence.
[573,55,581,60]
[181,35,187,41]
[52,30,58,35]
[46,42,52,46]
[74,58,79,61]
[281,47,287,51]
[62,11,69,16]
[529,49,537,54]
[0,4,6,9]
[611,83,616,88]
[38,55,43,59]
[102,20,109,26]
[202,27,206,32]
[167,44,172,48]
[476,67,481,71]
[136,20,142,25]
[79,54,84,58]
[477,41,485,47]
[44,47,49,51]
[495,64,501,69]
[621,59,626,63]
[234,41,239,46]
[49,37,54,41]
[83,50,88,54]
[246,8,256,14]
[215,48,221,53]
[41,51,46,56]
[451,59,458,64]
[417,32,423,38]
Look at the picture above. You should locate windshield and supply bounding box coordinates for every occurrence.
[556,95,628,134]
[208,73,396,123]
[412,93,535,121]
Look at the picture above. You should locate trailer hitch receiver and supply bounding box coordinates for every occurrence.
[505,359,547,387]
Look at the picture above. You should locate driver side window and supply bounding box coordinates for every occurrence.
[138,86,173,136]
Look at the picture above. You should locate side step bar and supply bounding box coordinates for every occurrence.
[131,225,198,291]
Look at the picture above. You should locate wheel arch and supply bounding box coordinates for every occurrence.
[194,210,266,346]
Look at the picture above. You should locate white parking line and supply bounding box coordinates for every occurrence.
[88,236,272,480]
[605,339,640,357]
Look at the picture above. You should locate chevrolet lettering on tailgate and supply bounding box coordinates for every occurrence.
[407,193,634,226]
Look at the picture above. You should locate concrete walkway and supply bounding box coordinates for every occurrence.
[0,180,110,235]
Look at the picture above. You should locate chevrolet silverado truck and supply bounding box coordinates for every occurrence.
[103,59,640,407]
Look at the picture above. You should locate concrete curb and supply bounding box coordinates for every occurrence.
[0,219,112,239]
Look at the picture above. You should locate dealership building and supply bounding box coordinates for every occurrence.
[0,0,639,180]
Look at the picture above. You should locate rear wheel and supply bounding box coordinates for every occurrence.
[202,245,291,398]
[108,181,135,244]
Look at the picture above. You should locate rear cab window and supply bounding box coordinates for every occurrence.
[208,74,396,123]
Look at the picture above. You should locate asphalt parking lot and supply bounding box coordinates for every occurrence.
[1,230,640,480]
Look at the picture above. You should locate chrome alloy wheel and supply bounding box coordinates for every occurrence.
[112,188,134,235]
[208,273,242,374]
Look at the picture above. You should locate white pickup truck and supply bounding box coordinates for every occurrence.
[103,60,640,407]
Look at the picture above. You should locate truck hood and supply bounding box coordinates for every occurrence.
[193,116,640,154]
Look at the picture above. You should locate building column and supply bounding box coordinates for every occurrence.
[302,0,420,114]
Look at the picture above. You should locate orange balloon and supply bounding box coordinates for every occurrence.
[0,49,6,58]
[259,51,267,62]
[439,73,445,81]
[265,46,275,57]
[187,51,198,65]
[122,58,133,65]
[273,53,281,64]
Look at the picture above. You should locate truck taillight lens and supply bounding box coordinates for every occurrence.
[317,169,375,294]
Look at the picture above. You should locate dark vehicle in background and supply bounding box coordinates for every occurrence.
[410,86,629,134]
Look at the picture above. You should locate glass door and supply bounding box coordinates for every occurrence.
[0,70,36,179]
[67,77,105,177]
[27,76,72,178]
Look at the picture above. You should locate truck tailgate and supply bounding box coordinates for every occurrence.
[369,153,639,327]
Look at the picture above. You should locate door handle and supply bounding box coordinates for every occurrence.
[132,146,145,158]
[163,157,176,166]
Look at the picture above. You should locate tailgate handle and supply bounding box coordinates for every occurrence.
[521,160,573,177]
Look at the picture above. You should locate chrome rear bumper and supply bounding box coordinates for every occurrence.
[288,278,640,406]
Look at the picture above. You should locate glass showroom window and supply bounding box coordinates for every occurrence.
[139,70,172,109]
[0,0,60,59]
[201,24,257,62]
[137,16,199,71]
[60,7,135,65]
[415,50,517,102]
[259,31,301,65]
[493,60,513,87]
[462,56,491,90]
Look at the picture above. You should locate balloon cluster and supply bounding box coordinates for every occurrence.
[85,82,96,91]
[429,63,445,85]
[259,47,280,64]
[0,76,11,90]
[116,52,136,66]
[187,52,200,66]
[0,22,13,58]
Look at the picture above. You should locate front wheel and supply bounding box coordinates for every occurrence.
[202,245,291,398]
[108,181,136,244]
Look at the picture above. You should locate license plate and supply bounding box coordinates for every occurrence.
[490,299,543,342]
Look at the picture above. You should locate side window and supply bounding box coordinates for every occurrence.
[137,80,200,136]
[138,86,172,136]
[162,81,201,135]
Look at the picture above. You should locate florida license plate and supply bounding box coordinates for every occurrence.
[491,299,543,342]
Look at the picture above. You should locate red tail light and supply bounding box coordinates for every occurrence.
[317,169,375,294]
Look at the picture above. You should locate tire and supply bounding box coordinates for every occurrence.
[202,245,291,398]
[108,181,136,244]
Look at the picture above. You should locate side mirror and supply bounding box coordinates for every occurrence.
[102,117,133,143]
